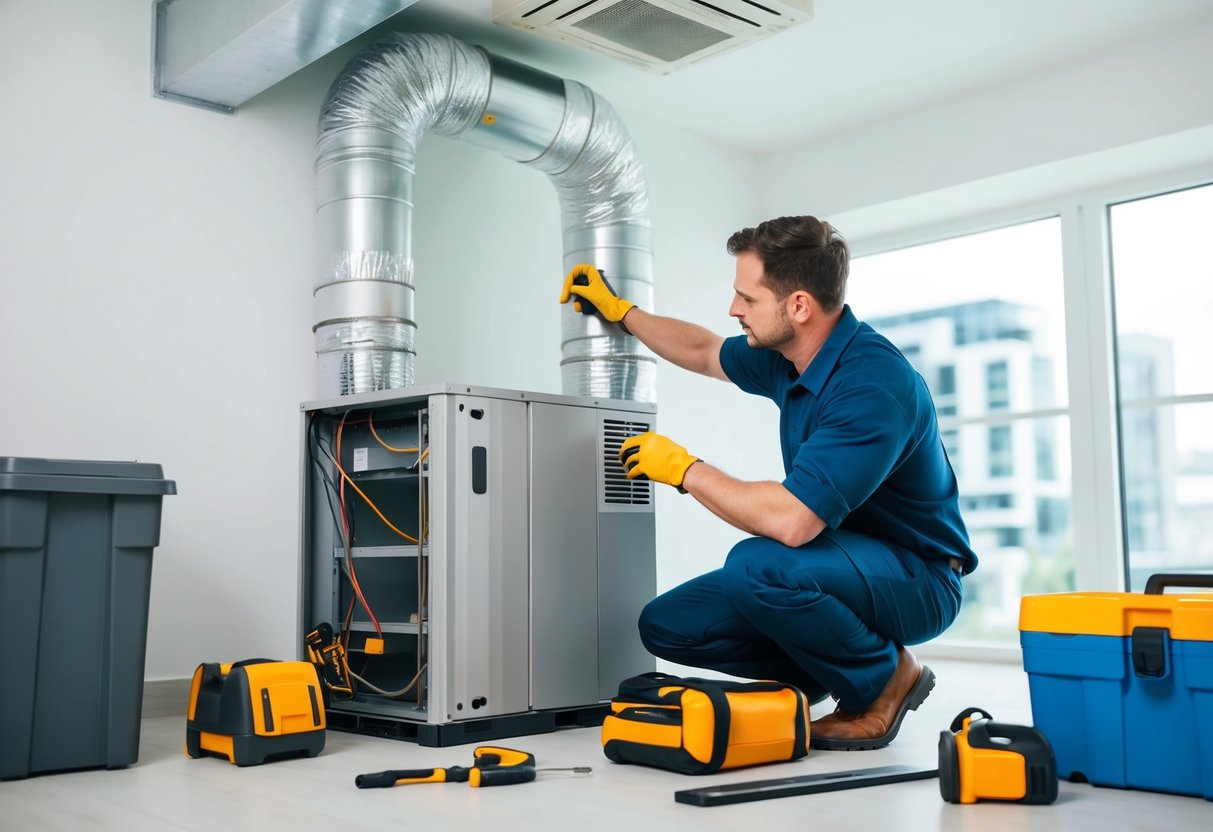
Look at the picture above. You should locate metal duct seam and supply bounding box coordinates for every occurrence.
[314,32,655,402]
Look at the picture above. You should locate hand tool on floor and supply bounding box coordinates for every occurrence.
[355,745,592,789]
[674,764,938,807]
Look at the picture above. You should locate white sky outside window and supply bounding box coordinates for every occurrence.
[1110,184,1213,443]
[846,219,1069,409]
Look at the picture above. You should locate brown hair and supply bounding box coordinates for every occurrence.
[726,216,849,313]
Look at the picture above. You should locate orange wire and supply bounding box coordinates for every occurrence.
[368,413,419,453]
[336,414,382,636]
[331,453,419,545]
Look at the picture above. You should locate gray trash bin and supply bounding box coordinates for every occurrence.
[0,457,176,780]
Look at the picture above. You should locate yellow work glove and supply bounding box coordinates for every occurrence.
[619,432,699,493]
[560,264,635,333]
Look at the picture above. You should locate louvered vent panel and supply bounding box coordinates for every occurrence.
[602,418,652,505]
[572,0,733,63]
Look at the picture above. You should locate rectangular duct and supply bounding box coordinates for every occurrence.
[152,0,421,113]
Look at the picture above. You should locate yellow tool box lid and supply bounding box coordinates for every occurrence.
[1019,591,1213,640]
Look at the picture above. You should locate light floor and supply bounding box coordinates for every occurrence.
[1,659,1209,831]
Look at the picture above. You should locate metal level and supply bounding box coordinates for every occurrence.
[674,765,940,807]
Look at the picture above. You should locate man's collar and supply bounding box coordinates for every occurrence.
[794,305,860,394]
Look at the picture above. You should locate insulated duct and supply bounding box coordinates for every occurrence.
[314,32,655,402]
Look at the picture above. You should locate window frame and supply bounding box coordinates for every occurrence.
[839,161,1213,660]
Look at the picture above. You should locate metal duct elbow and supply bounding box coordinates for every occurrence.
[314,32,654,402]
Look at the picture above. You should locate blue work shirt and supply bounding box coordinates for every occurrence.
[718,305,977,573]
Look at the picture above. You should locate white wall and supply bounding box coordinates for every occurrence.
[761,14,1213,238]
[0,0,765,680]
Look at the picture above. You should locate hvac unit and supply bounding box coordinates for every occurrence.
[493,0,814,74]
[300,383,656,746]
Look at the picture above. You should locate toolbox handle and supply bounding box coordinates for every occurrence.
[1144,573,1213,594]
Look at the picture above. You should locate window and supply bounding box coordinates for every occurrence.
[850,218,1072,643]
[986,361,1009,411]
[988,425,1013,477]
[941,428,961,475]
[1109,183,1213,590]
[1034,421,1056,481]
[936,365,957,417]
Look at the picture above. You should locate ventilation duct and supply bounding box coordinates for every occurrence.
[493,0,814,75]
[315,32,655,402]
[152,0,423,113]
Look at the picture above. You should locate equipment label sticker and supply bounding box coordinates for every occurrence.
[353,447,369,472]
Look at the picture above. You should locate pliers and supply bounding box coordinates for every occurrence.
[355,745,591,789]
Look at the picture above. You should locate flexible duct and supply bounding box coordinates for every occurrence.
[314,32,655,401]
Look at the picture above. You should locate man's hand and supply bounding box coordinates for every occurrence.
[560,264,634,327]
[619,432,699,490]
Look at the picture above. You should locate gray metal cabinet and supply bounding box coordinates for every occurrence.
[299,384,655,745]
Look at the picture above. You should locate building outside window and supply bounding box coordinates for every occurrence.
[986,360,1010,411]
[988,425,1013,477]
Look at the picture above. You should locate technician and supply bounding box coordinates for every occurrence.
[559,216,975,750]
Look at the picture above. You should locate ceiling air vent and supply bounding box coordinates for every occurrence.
[493,0,814,75]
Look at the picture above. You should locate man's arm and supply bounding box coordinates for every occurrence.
[621,307,727,381]
[681,461,827,547]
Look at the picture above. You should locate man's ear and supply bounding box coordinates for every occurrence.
[787,290,814,323]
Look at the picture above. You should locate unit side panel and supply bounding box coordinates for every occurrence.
[597,408,657,698]
[529,402,600,709]
[433,394,530,721]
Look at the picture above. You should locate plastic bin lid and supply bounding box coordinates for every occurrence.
[0,457,177,496]
[1019,591,1213,641]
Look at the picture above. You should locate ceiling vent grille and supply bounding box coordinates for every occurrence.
[602,418,653,506]
[493,0,814,74]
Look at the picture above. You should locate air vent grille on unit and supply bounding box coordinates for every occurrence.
[602,418,652,506]
[575,0,732,63]
[494,0,814,75]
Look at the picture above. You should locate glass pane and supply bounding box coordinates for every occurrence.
[1110,183,1213,589]
[1121,401,1213,589]
[950,414,1075,642]
[1110,184,1213,399]
[849,218,1069,410]
[849,218,1074,643]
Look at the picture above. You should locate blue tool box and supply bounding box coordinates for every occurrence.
[1019,574,1213,800]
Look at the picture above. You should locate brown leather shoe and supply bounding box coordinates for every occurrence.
[809,647,936,750]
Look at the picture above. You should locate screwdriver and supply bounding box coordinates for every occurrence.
[355,745,592,789]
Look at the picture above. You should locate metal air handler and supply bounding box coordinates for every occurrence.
[299,383,656,746]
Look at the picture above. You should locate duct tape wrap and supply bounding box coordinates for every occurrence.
[315,320,416,398]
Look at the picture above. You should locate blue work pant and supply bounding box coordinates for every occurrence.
[637,530,963,712]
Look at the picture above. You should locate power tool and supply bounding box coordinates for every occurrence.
[305,622,353,698]
[938,707,1057,804]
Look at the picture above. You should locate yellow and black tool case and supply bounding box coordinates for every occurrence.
[185,659,326,766]
[601,673,810,774]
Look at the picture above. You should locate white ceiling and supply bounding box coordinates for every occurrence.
[390,0,1213,154]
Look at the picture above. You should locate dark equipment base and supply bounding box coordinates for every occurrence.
[326,703,610,747]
